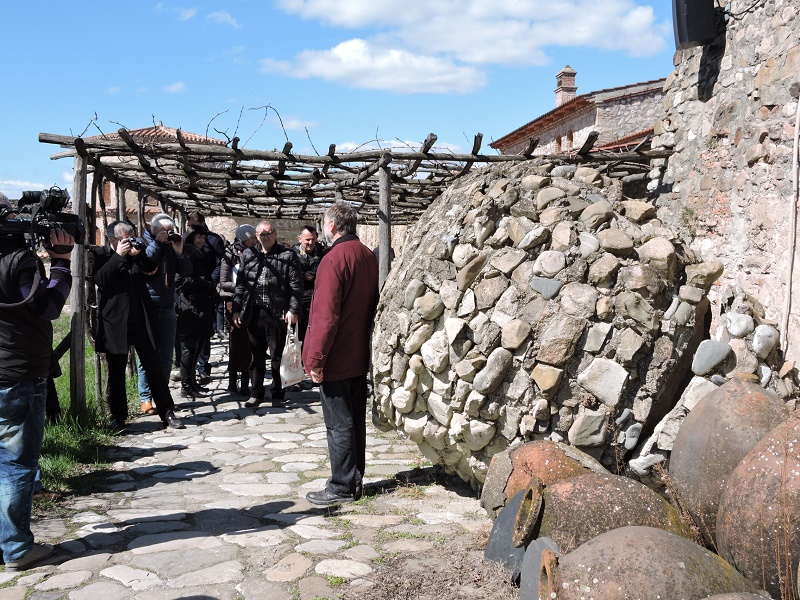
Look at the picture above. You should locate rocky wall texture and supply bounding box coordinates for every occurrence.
[650,0,800,361]
[371,160,723,486]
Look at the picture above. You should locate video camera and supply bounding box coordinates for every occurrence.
[0,186,85,248]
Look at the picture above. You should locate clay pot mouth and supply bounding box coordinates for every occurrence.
[539,548,561,598]
[512,477,544,547]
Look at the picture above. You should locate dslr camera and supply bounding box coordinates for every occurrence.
[128,238,147,252]
[167,231,182,243]
[0,186,85,248]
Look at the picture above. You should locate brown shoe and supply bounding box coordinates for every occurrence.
[141,401,157,415]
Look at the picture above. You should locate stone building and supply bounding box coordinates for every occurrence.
[650,0,800,362]
[490,66,666,156]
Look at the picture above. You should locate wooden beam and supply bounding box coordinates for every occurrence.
[577,131,600,156]
[456,133,484,177]
[69,154,88,420]
[397,133,437,178]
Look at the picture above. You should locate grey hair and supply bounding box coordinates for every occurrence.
[113,221,135,238]
[324,201,357,235]
[0,192,12,210]
[151,213,175,233]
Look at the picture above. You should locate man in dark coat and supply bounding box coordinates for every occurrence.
[303,202,379,506]
[88,221,184,430]
[232,220,302,407]
[292,225,325,341]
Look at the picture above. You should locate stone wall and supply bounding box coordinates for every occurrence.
[595,91,664,139]
[371,159,721,487]
[650,0,800,361]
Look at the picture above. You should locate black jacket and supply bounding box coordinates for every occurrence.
[232,243,302,326]
[292,242,325,308]
[175,244,215,336]
[88,246,160,355]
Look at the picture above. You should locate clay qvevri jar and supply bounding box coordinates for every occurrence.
[716,416,800,600]
[669,378,788,545]
[539,526,760,599]
[513,472,693,551]
[480,440,605,519]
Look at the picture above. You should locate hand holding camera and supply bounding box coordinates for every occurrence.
[46,229,74,260]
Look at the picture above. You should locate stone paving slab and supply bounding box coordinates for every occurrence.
[3,340,493,599]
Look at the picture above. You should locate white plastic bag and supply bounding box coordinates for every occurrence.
[280,323,305,388]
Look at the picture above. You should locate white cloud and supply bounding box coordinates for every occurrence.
[164,81,186,94]
[105,86,121,95]
[207,10,241,29]
[274,0,667,65]
[61,171,74,184]
[262,39,486,94]
[0,180,49,199]
[179,8,198,20]
[282,117,317,131]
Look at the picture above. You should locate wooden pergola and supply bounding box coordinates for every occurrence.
[38,128,671,415]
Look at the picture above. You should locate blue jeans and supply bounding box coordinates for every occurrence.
[137,306,177,402]
[0,378,47,562]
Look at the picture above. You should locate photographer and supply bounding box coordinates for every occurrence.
[0,193,73,570]
[136,213,191,415]
[88,221,184,430]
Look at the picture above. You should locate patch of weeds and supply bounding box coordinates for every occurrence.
[288,585,301,600]
[433,534,447,544]
[325,575,347,587]
[326,516,353,529]
[404,516,425,526]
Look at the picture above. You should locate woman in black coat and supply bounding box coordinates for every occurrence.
[176,226,215,398]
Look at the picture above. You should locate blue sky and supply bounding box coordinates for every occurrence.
[1,0,675,199]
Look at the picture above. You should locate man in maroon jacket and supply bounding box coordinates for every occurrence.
[303,202,379,506]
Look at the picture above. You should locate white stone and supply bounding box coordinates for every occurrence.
[725,312,755,338]
[315,559,373,579]
[752,324,779,359]
[532,250,566,277]
[462,420,496,451]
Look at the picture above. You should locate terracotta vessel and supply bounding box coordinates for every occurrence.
[481,440,605,519]
[669,378,788,545]
[539,526,760,599]
[512,472,693,551]
[716,415,800,600]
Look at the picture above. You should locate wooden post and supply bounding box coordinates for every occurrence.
[70,154,88,419]
[137,190,145,235]
[378,152,392,289]
[116,184,126,221]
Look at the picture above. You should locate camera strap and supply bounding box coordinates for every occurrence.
[0,268,41,308]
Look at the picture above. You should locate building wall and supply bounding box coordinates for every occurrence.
[595,90,664,142]
[499,89,663,156]
[651,1,800,359]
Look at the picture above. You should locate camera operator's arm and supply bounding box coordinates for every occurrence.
[19,230,73,320]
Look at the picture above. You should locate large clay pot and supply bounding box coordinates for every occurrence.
[539,526,761,599]
[669,378,789,545]
[512,472,693,552]
[716,416,800,600]
[480,440,606,519]
[704,595,773,599]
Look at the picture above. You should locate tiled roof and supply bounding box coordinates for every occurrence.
[490,78,666,151]
[88,123,228,146]
[597,128,654,151]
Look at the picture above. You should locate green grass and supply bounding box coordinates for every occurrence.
[39,314,132,494]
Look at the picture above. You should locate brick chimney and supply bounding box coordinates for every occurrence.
[555,65,578,106]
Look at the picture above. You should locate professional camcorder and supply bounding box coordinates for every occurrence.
[0,186,85,248]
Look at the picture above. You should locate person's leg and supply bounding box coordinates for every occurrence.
[318,378,360,496]
[265,311,288,400]
[131,328,176,422]
[0,378,47,562]
[246,308,268,401]
[350,375,368,496]
[105,353,129,425]
[157,306,178,383]
[137,357,152,403]
[179,335,196,391]
[197,336,210,379]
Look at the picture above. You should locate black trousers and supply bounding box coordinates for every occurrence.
[246,305,287,400]
[179,331,205,390]
[319,374,368,496]
[108,324,175,423]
